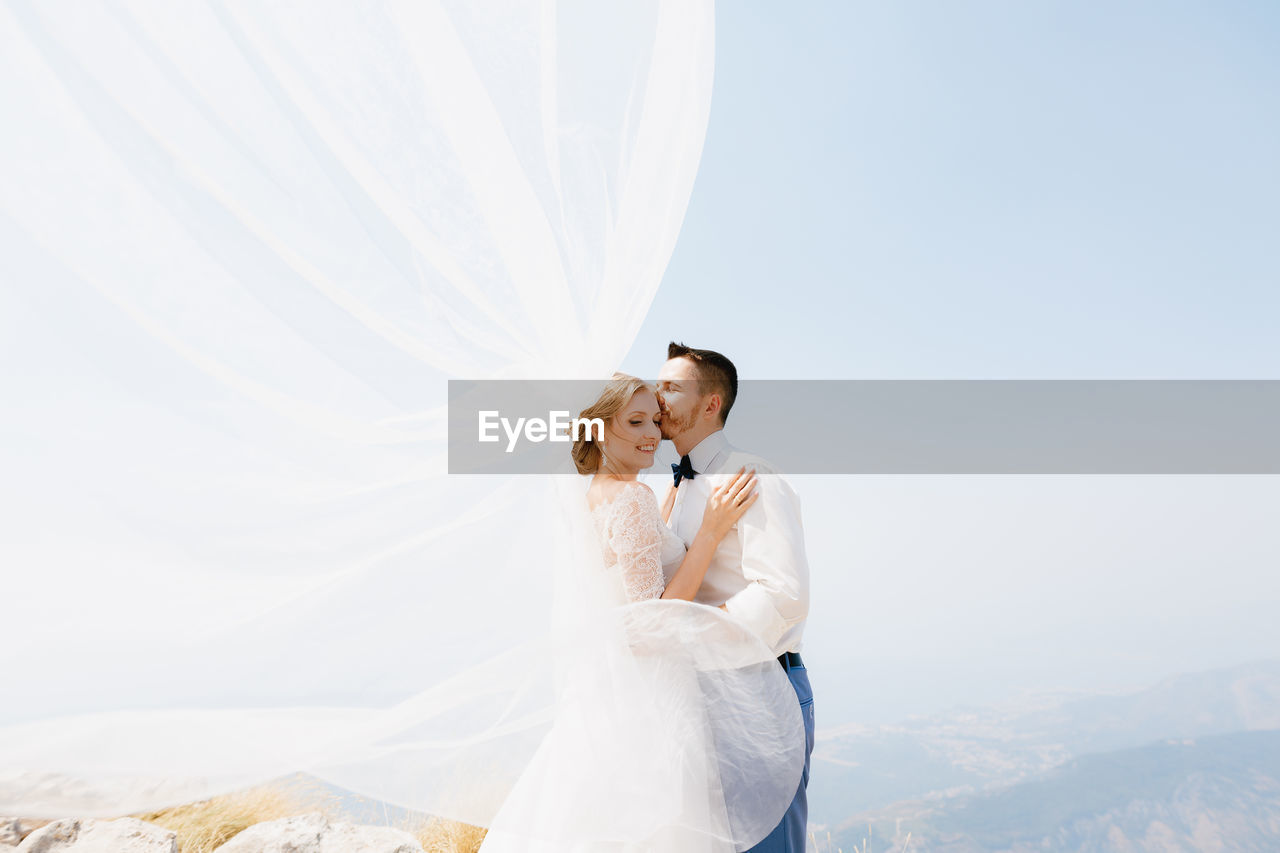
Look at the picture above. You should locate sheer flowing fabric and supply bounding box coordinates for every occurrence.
[0,0,801,847]
[478,480,805,851]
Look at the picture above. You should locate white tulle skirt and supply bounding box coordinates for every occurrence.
[478,599,805,852]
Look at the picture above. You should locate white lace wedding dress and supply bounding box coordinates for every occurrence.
[592,481,690,602]
[476,481,804,852]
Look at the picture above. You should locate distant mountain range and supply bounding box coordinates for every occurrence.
[810,658,1280,852]
[280,658,1280,852]
[827,729,1280,852]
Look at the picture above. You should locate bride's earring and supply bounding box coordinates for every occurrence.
[600,442,618,477]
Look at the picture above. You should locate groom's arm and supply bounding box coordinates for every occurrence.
[721,462,809,650]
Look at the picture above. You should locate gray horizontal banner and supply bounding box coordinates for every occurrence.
[448,380,1280,475]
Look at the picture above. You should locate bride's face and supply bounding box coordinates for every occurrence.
[603,390,661,473]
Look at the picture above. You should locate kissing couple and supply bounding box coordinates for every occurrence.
[479,343,814,852]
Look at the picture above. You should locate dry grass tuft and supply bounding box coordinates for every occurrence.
[811,828,848,852]
[402,814,488,853]
[121,777,487,853]
[125,777,342,853]
[809,826,913,853]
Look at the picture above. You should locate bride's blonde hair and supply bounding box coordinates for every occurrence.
[572,373,654,475]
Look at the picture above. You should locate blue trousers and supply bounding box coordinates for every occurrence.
[747,658,814,853]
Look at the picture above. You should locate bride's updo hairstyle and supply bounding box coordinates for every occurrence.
[572,373,653,475]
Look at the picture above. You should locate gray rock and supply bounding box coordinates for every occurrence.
[1,817,22,846]
[213,811,424,853]
[14,817,176,852]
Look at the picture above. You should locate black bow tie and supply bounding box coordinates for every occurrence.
[671,454,697,487]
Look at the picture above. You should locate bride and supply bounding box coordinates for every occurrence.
[477,375,805,852]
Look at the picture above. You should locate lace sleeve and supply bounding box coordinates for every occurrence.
[605,483,667,602]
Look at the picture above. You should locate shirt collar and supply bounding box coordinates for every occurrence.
[686,428,730,475]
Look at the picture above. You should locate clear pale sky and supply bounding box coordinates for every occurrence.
[2,1,1275,730]
[621,1,1280,725]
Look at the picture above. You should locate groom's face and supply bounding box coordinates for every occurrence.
[655,357,703,441]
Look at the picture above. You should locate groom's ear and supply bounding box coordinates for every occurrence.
[702,392,723,422]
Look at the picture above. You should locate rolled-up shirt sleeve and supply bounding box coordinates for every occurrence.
[721,465,809,651]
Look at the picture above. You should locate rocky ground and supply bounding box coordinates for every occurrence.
[1,811,442,852]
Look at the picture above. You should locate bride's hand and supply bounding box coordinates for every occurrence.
[698,466,758,541]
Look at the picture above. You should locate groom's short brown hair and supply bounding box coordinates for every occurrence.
[667,342,738,425]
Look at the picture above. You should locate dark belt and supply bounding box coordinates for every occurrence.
[777,651,803,669]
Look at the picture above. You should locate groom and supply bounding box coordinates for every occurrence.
[656,342,814,853]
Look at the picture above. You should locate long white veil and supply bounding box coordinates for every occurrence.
[0,0,804,847]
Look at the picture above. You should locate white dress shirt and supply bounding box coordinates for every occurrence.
[666,429,810,654]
